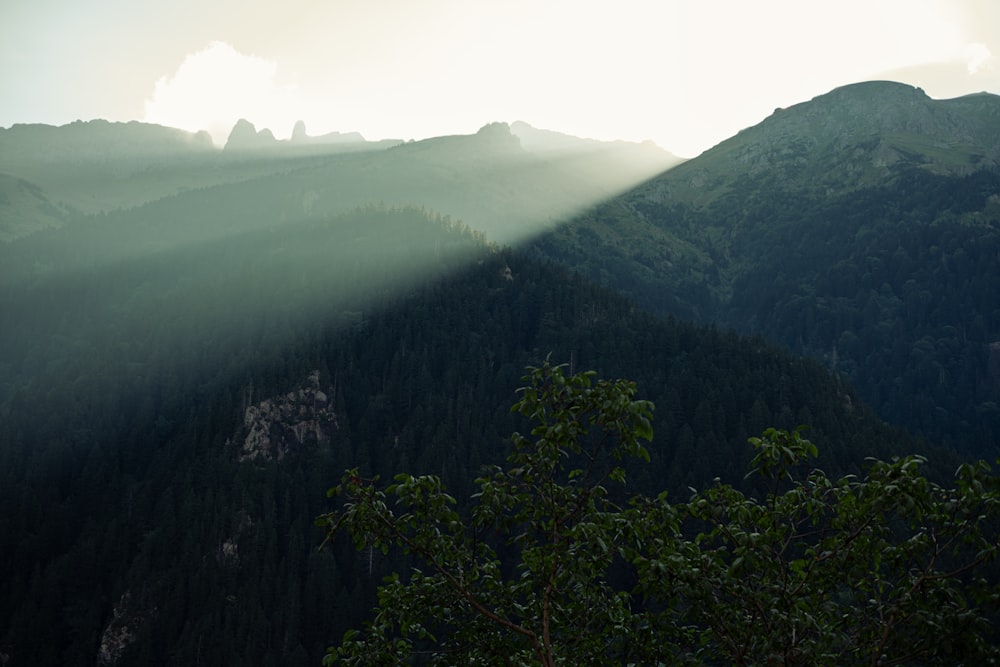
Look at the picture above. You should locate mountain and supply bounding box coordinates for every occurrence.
[530,80,1000,453]
[224,117,277,150]
[0,120,277,229]
[224,119,385,152]
[0,119,214,162]
[509,120,683,198]
[0,204,928,666]
[510,120,679,160]
[652,81,1000,206]
[0,81,994,664]
[0,120,677,253]
[289,119,367,146]
[0,120,216,237]
[0,118,396,237]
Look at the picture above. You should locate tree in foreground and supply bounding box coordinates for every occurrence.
[318,362,1000,665]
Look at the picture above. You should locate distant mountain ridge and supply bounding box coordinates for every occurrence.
[223,118,397,152]
[0,119,678,244]
[509,120,680,176]
[0,119,214,162]
[510,120,676,155]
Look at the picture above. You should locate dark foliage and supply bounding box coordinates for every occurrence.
[0,204,930,665]
[533,165,1000,456]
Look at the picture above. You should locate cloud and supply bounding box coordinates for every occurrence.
[143,41,301,145]
[964,42,993,74]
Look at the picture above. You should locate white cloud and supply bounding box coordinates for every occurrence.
[143,41,302,145]
[964,42,993,74]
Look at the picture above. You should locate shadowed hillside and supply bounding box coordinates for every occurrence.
[530,81,1000,454]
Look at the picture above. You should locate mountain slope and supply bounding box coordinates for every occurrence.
[0,174,75,241]
[0,203,932,666]
[655,81,1000,207]
[531,81,1000,453]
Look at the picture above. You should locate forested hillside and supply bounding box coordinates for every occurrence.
[532,82,1000,455]
[0,203,926,665]
[2,82,998,665]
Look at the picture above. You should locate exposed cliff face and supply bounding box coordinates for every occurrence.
[233,371,338,462]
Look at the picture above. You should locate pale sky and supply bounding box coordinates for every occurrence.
[2,0,998,157]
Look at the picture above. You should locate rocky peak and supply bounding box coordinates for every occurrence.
[288,121,366,145]
[474,122,521,152]
[223,118,278,151]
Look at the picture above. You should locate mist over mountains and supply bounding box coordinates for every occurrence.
[0,116,680,244]
[1,80,999,665]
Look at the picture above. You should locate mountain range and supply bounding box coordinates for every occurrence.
[0,116,679,244]
[0,80,998,665]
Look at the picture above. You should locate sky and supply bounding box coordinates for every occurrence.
[1,0,998,157]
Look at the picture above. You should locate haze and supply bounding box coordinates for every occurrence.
[3,0,999,157]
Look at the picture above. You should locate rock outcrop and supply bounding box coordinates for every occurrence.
[223,118,278,151]
[289,120,366,145]
[233,370,338,462]
[97,591,155,666]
